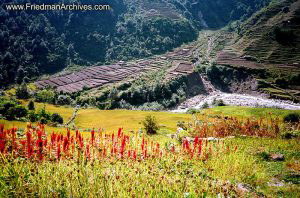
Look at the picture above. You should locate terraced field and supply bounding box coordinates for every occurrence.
[35,45,195,93]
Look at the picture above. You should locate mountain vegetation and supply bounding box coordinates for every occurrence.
[0,0,271,87]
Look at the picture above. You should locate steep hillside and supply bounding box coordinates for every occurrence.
[211,0,300,101]
[234,0,300,65]
[0,0,270,87]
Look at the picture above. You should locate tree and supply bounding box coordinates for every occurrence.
[27,100,35,110]
[16,84,30,99]
[51,113,64,124]
[142,115,159,135]
[14,105,28,118]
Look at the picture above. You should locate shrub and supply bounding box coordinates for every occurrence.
[16,84,30,99]
[5,107,16,121]
[177,121,187,130]
[283,113,300,123]
[28,111,38,122]
[51,113,64,124]
[142,115,159,135]
[14,105,28,118]
[27,100,35,110]
[201,102,209,109]
[35,90,55,103]
[212,98,226,106]
[187,108,200,114]
[5,105,28,120]
[57,95,72,105]
[138,102,164,111]
[39,117,48,124]
[37,107,51,121]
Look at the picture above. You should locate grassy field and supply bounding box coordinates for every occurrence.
[1,102,299,134]
[1,108,300,197]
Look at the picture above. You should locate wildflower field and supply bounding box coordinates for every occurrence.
[1,107,300,197]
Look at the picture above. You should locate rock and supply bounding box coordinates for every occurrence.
[268,178,285,187]
[200,137,222,141]
[185,137,195,142]
[237,183,250,193]
[166,134,178,139]
[270,154,284,161]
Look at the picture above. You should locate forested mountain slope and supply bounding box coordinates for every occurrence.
[0,0,271,87]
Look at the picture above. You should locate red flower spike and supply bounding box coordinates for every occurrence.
[128,150,131,158]
[133,150,137,160]
[91,129,95,145]
[118,128,122,138]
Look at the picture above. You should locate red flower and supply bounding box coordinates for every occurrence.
[91,129,95,144]
[118,128,122,138]
[133,150,137,160]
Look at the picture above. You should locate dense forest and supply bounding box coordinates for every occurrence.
[0,0,271,87]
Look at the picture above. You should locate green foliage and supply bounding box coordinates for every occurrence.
[27,100,35,111]
[137,102,164,111]
[105,76,187,110]
[187,108,200,114]
[212,98,226,107]
[0,99,28,121]
[51,113,64,124]
[14,105,28,118]
[57,95,72,106]
[177,121,187,130]
[201,102,209,109]
[142,115,160,135]
[27,111,38,122]
[39,117,48,125]
[37,107,51,121]
[283,113,300,123]
[15,84,30,99]
[35,90,56,104]
[0,0,270,87]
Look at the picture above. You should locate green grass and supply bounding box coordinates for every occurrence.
[203,106,300,119]
[1,103,300,197]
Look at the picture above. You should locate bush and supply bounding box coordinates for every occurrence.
[142,115,159,135]
[14,105,28,118]
[57,95,72,105]
[187,108,200,114]
[16,84,30,99]
[177,121,187,130]
[28,111,38,122]
[212,98,226,106]
[5,107,16,121]
[5,105,28,121]
[51,113,64,124]
[39,117,48,124]
[27,100,35,110]
[37,107,51,121]
[138,102,164,111]
[283,113,300,123]
[201,102,209,109]
[35,90,55,103]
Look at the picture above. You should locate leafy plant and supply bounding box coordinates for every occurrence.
[51,113,64,124]
[284,113,300,123]
[15,84,30,99]
[142,115,160,135]
[27,100,35,110]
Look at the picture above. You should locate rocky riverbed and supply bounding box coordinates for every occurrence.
[172,92,300,113]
